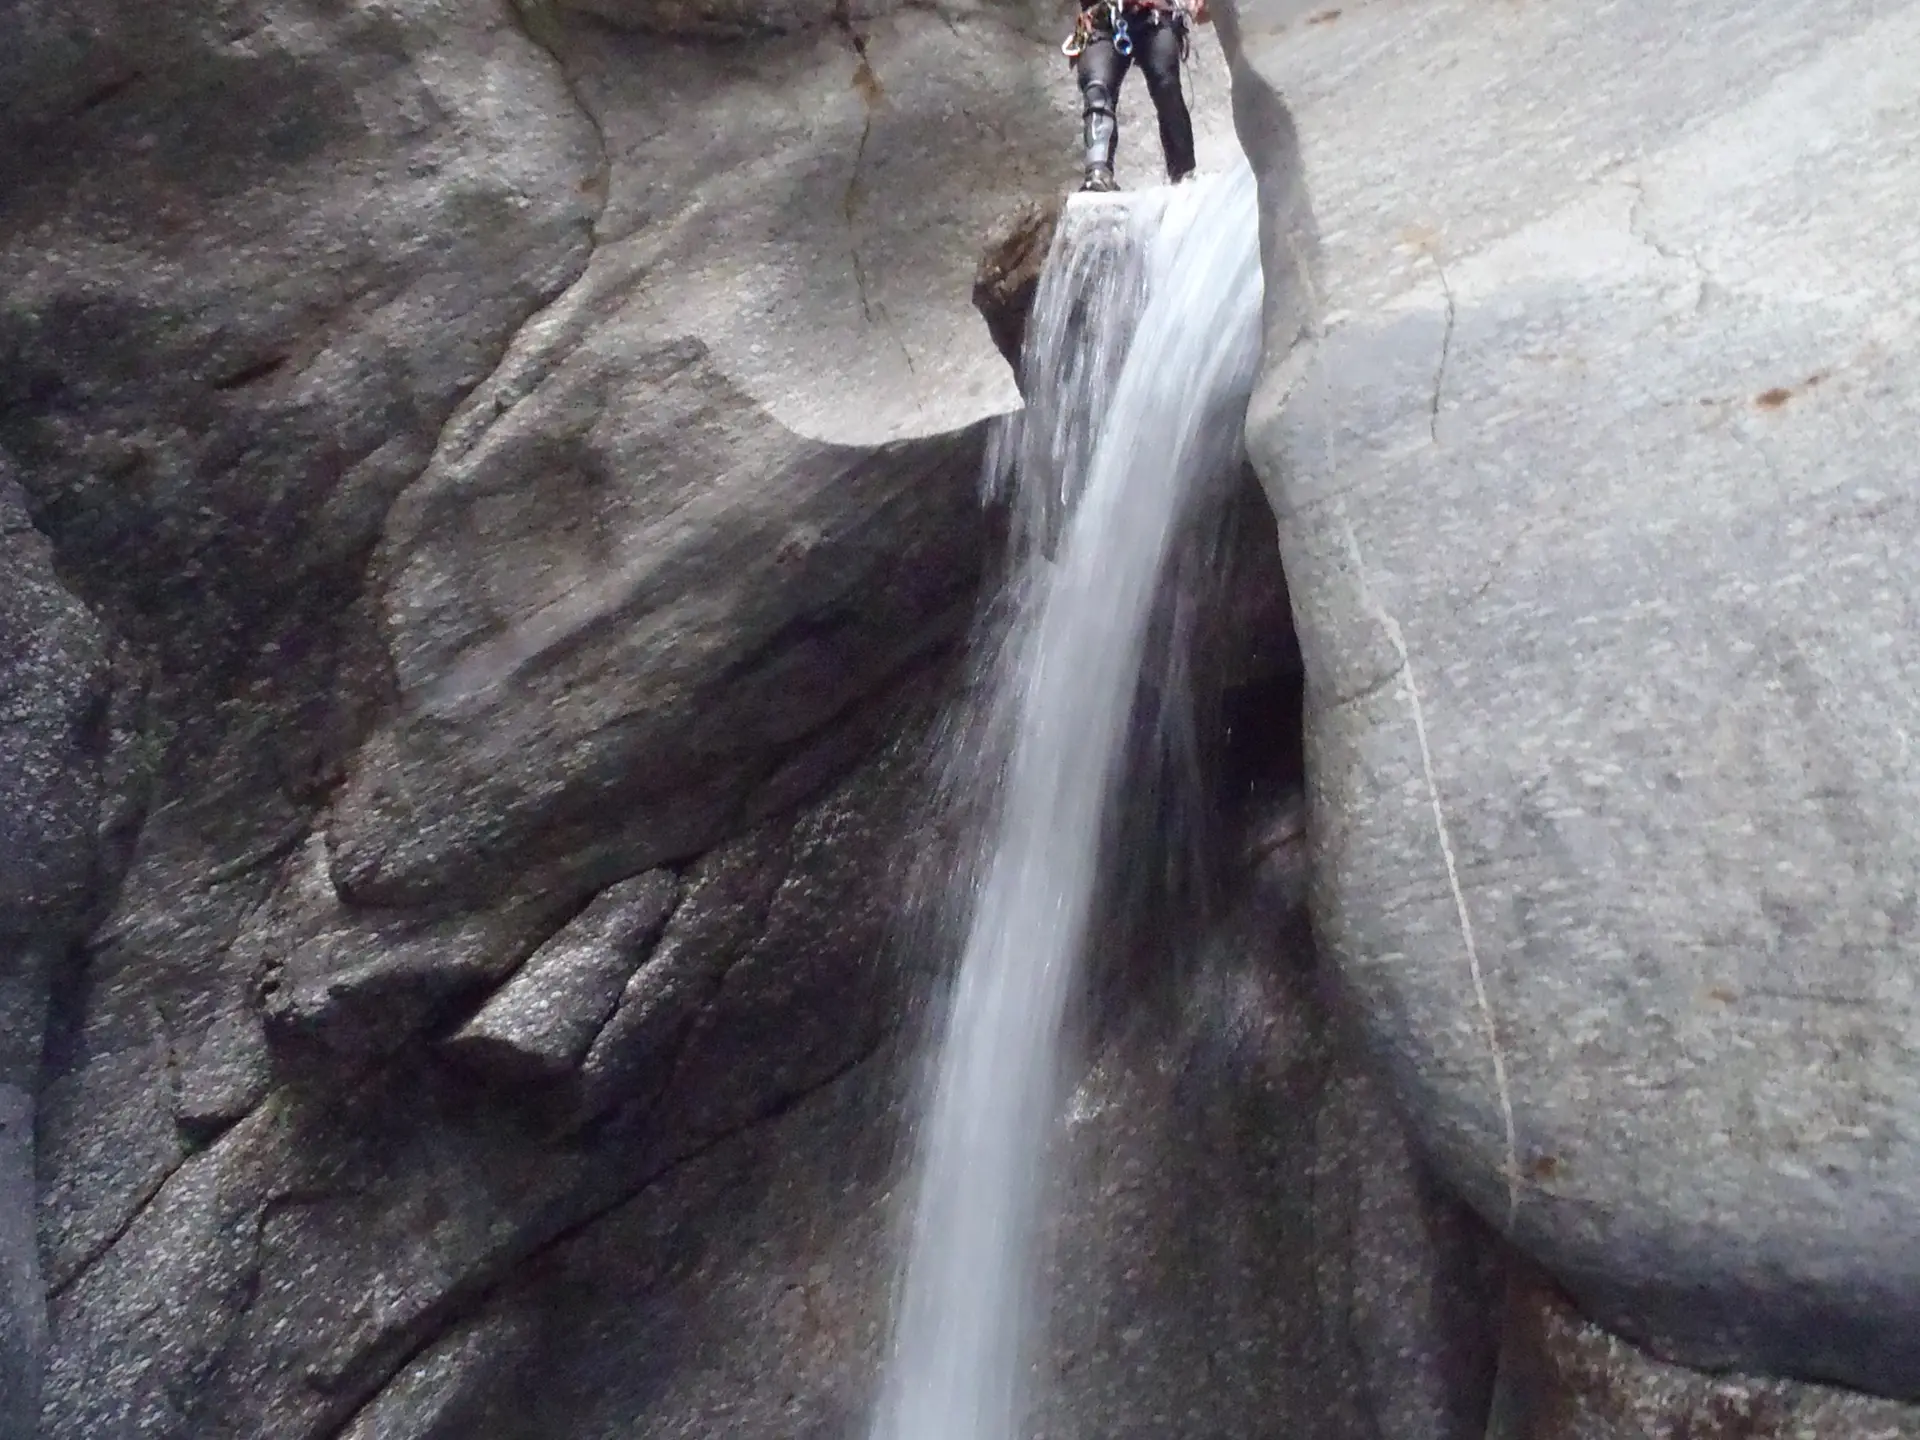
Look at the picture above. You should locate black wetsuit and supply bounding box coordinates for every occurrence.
[1075,4,1196,184]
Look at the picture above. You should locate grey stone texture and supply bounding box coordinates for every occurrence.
[0,1,1288,1436]
[5,21,603,1419]
[0,465,108,935]
[1491,1273,1920,1440]
[0,1,601,704]
[443,868,681,1082]
[1225,0,1920,1398]
[0,965,47,1440]
[0,459,107,1436]
[38,722,944,1440]
[1031,830,1500,1440]
[245,834,577,1065]
[24,0,1907,1429]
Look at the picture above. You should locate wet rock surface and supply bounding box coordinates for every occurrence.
[18,0,1912,1432]
[975,198,1066,377]
[0,458,109,1435]
[1036,833,1500,1440]
[38,720,947,1440]
[443,868,680,1083]
[0,0,1262,1433]
[1492,1275,1920,1440]
[1226,0,1920,1399]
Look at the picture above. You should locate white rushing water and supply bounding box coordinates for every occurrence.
[871,163,1266,1440]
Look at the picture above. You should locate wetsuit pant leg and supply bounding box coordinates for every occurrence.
[1135,21,1195,181]
[1076,35,1129,175]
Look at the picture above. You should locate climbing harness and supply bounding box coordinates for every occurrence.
[1060,3,1106,61]
[1062,0,1191,62]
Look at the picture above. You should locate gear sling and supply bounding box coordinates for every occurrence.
[1063,0,1196,191]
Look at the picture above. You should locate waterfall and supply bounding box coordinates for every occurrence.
[871,163,1266,1440]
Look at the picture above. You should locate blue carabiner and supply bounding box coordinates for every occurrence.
[1114,15,1132,54]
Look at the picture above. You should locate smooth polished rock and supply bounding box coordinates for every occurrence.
[323,3,1246,910]
[1224,0,1920,1395]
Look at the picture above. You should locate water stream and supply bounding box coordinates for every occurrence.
[871,163,1266,1440]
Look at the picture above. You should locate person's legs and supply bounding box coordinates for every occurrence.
[1136,21,1195,182]
[1075,35,1130,191]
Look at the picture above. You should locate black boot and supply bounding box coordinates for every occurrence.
[1081,92,1119,192]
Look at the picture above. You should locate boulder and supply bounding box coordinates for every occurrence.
[1224,0,1920,1396]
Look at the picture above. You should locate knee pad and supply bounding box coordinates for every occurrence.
[1081,81,1116,117]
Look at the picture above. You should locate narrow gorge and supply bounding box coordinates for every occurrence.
[2,2,1918,1438]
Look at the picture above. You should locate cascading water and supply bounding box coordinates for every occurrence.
[871,163,1266,1440]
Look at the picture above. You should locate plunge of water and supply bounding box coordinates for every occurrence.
[871,163,1267,1440]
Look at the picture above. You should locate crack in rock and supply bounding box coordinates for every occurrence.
[833,9,921,385]
[1339,514,1521,1229]
[1624,176,1713,319]
[1426,250,1455,445]
[318,1041,891,1440]
[1327,658,1410,712]
[509,1,614,241]
[1447,509,1556,619]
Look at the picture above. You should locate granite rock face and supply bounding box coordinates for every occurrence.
[2,11,602,1426]
[28,0,1896,1430]
[1225,0,1920,1400]
[443,868,681,1083]
[1035,829,1500,1440]
[0,0,1317,1435]
[1491,1275,1920,1440]
[324,0,1246,909]
[153,780,1498,1440]
[38,726,946,1440]
[0,465,109,939]
[0,1,602,700]
[0,460,110,1437]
